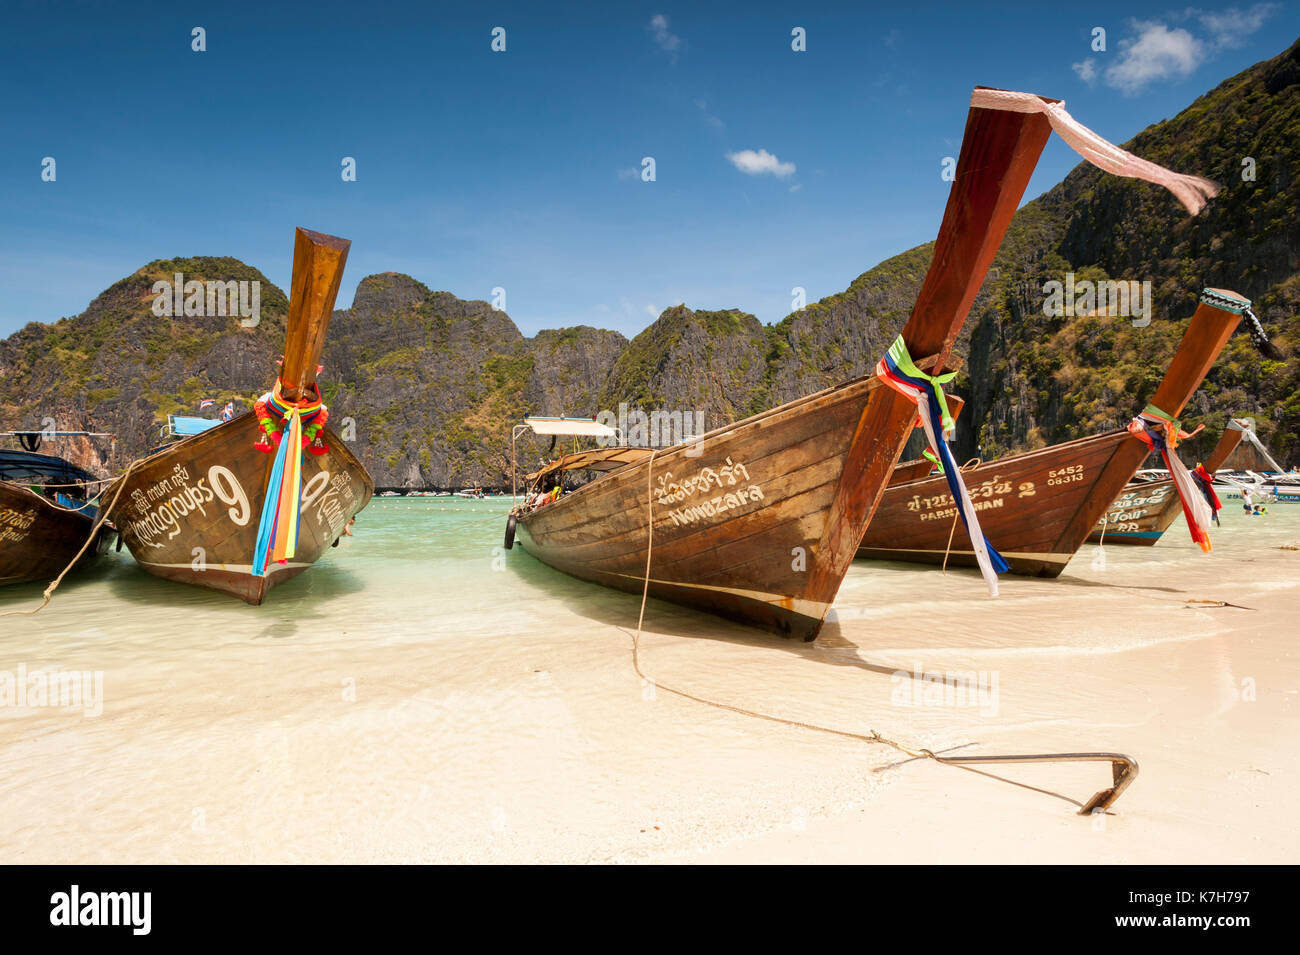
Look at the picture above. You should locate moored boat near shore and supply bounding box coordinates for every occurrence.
[1211,425,1300,502]
[105,229,373,604]
[857,289,1248,575]
[509,90,1058,638]
[1,434,113,588]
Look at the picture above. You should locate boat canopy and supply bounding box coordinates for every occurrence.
[0,449,99,486]
[167,415,222,437]
[519,416,617,438]
[527,447,652,484]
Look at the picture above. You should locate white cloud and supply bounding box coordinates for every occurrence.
[616,167,639,181]
[645,304,660,318]
[1104,21,1205,95]
[1198,3,1279,49]
[788,183,803,193]
[1072,57,1098,84]
[725,148,796,179]
[648,14,681,57]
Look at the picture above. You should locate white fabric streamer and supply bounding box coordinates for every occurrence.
[1240,424,1286,474]
[915,393,1000,597]
[1168,449,1215,536]
[970,88,1220,215]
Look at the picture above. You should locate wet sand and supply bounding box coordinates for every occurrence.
[1,500,1296,863]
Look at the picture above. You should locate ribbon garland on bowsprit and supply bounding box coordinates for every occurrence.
[251,383,331,576]
[1127,404,1214,551]
[876,335,1009,595]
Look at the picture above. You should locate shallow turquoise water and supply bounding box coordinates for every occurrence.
[3,493,1296,650]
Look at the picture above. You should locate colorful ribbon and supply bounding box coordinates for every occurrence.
[877,336,1009,594]
[251,383,326,576]
[921,449,944,475]
[1127,405,1214,552]
[255,384,330,456]
[1190,463,1223,526]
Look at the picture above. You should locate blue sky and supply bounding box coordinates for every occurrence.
[1,1,1295,338]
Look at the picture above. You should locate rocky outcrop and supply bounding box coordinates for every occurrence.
[2,39,1298,484]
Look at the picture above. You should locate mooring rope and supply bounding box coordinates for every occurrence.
[941,457,983,574]
[0,458,141,617]
[629,452,1023,765]
[619,447,1137,813]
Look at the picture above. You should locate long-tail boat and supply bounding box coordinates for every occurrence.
[1086,418,1248,545]
[105,228,373,603]
[507,87,1219,639]
[857,289,1249,576]
[1,432,112,587]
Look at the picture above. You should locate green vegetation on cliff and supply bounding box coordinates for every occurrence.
[2,39,1297,485]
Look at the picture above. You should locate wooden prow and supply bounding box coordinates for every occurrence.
[1052,290,1246,551]
[1203,418,1249,472]
[902,89,1058,363]
[280,228,351,402]
[811,93,1055,602]
[1145,293,1243,423]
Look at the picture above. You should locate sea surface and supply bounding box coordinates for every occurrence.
[1,497,1297,863]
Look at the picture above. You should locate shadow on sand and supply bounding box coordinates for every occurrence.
[506,547,997,689]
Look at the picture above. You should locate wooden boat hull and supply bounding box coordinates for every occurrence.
[1087,480,1181,545]
[0,482,108,587]
[516,369,933,639]
[859,430,1135,576]
[105,413,372,603]
[860,291,1245,574]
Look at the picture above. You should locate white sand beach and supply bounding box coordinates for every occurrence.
[1,499,1296,863]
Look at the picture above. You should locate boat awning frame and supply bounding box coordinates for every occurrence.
[515,416,617,439]
[510,414,619,502]
[525,446,653,484]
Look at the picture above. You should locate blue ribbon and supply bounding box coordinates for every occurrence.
[883,351,1010,575]
[251,430,292,577]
